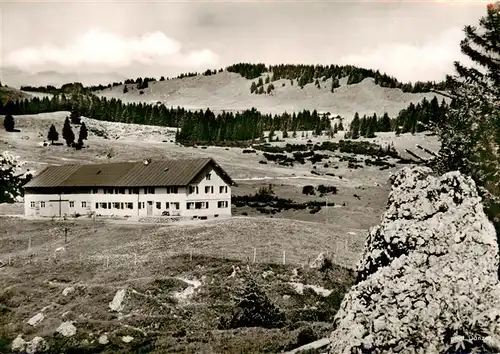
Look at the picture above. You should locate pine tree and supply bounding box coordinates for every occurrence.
[3,114,14,132]
[78,122,88,143]
[250,82,257,94]
[350,113,360,139]
[380,113,391,132]
[359,116,367,137]
[331,78,340,92]
[70,109,81,124]
[123,85,129,94]
[62,117,75,146]
[48,124,59,144]
[433,3,500,230]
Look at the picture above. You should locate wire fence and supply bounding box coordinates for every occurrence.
[3,238,362,271]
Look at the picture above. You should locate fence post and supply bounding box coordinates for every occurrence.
[253,247,256,264]
[106,256,109,268]
[134,253,137,267]
[282,250,286,265]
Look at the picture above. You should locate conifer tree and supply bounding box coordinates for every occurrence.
[433,2,500,224]
[48,124,59,144]
[380,113,391,132]
[62,117,75,146]
[350,113,360,139]
[3,114,15,132]
[78,122,88,143]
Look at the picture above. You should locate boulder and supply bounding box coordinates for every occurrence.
[330,167,500,353]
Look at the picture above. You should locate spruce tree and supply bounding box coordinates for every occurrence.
[350,113,360,139]
[380,113,391,132]
[434,3,500,222]
[78,122,88,143]
[62,117,75,146]
[3,114,15,132]
[48,124,59,144]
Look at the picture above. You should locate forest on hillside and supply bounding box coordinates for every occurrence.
[19,63,447,95]
[226,63,447,93]
[0,91,448,145]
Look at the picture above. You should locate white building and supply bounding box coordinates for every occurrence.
[23,158,236,220]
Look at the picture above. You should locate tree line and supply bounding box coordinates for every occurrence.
[227,63,447,93]
[347,96,449,138]
[0,88,448,145]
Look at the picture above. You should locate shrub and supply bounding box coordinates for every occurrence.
[302,185,315,196]
[218,277,285,329]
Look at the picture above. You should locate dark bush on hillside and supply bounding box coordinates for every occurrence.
[218,277,285,329]
[295,327,318,348]
[317,185,338,196]
[338,140,399,158]
[302,185,315,196]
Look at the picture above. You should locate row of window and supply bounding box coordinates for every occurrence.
[32,201,88,208]
[92,185,228,195]
[31,200,229,210]
[188,186,228,194]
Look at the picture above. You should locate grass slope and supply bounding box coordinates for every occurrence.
[95,71,447,120]
[0,216,355,353]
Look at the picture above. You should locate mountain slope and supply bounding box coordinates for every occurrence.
[95,71,447,119]
[0,86,32,104]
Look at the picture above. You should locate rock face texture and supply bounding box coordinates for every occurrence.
[329,167,500,354]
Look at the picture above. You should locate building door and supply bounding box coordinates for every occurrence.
[147,201,153,216]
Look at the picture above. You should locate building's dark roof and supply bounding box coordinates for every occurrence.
[24,158,236,189]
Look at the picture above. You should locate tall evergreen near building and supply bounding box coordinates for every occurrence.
[433,3,500,247]
[62,117,75,146]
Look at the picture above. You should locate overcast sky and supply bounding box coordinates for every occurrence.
[0,0,489,86]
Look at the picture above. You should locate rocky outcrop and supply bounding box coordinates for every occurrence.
[329,167,500,353]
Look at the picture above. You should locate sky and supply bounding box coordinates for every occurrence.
[0,0,490,87]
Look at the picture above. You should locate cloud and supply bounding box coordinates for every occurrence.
[4,28,219,72]
[337,27,472,82]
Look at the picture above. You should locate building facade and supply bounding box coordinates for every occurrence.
[23,158,235,220]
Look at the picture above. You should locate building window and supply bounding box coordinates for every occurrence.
[40,202,46,208]
[186,202,194,210]
[81,201,87,208]
[156,202,161,209]
[165,202,169,209]
[96,203,99,209]
[189,186,199,194]
[166,186,178,194]
[172,202,179,210]
[100,202,107,209]
[92,188,98,194]
[69,201,75,208]
[30,201,36,208]
[108,202,111,209]
[138,202,145,209]
[144,187,155,194]
[219,186,228,193]
[206,173,211,180]
[119,188,125,194]
[126,202,133,209]
[218,201,229,208]
[205,186,214,193]
[195,201,208,209]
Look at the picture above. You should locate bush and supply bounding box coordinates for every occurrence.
[296,327,318,348]
[302,185,315,196]
[218,278,285,329]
